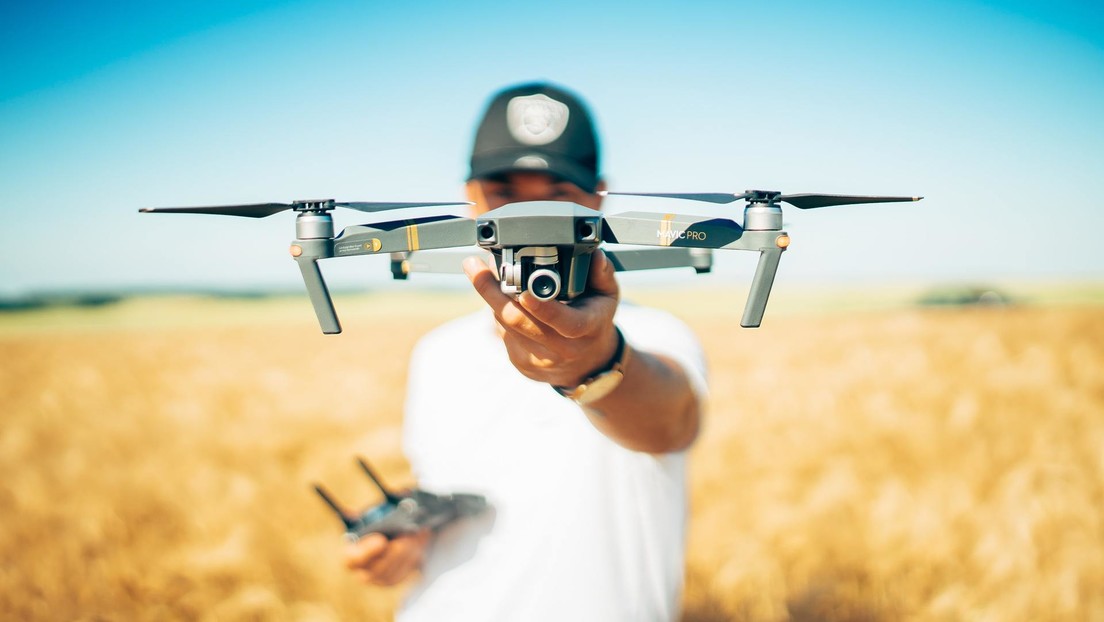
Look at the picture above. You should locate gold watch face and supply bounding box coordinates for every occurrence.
[575,369,625,405]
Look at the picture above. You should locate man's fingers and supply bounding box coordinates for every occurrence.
[387,534,430,585]
[517,250,618,339]
[345,533,388,570]
[518,293,590,338]
[345,531,428,586]
[464,256,510,316]
[499,298,555,341]
[501,332,562,377]
[464,256,533,330]
[365,532,428,586]
[466,256,557,342]
[385,530,432,585]
[465,251,616,344]
[518,291,616,340]
[586,250,620,299]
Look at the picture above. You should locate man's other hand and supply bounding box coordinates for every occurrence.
[344,529,432,587]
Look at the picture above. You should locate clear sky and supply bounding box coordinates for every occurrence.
[2,0,1102,296]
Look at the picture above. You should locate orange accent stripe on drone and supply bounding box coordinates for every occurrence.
[661,213,675,247]
[406,222,420,251]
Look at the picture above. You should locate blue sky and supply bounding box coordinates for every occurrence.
[2,0,1102,296]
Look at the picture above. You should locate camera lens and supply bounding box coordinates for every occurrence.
[528,269,561,300]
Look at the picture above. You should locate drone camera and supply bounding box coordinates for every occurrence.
[528,269,562,300]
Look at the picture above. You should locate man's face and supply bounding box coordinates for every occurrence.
[465,172,605,216]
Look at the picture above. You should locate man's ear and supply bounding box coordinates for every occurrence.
[592,179,607,210]
[464,180,487,217]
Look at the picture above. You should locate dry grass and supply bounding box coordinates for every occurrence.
[2,290,1102,620]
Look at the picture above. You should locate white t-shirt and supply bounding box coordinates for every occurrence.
[398,303,707,622]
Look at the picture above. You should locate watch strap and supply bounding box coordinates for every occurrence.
[552,327,627,403]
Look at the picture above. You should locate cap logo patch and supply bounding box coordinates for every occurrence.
[506,94,569,146]
[513,155,549,169]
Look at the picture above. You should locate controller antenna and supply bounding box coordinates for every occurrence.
[357,457,403,505]
[313,484,356,531]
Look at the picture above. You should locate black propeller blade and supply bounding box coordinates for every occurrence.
[602,190,922,209]
[336,201,471,213]
[780,194,923,209]
[600,191,752,204]
[140,200,472,218]
[139,202,294,218]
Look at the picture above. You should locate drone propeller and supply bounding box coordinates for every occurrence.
[599,191,751,204]
[140,200,472,218]
[139,202,296,218]
[602,190,921,209]
[778,194,922,209]
[338,201,473,213]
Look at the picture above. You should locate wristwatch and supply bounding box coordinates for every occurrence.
[553,327,629,406]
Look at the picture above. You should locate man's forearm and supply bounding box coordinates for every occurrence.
[583,346,701,454]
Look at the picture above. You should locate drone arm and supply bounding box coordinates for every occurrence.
[601,212,744,248]
[603,212,790,327]
[390,250,493,278]
[604,248,713,273]
[334,216,476,257]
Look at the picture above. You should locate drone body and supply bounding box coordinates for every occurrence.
[141,189,921,334]
[314,457,487,540]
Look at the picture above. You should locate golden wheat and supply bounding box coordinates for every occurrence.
[2,293,1101,621]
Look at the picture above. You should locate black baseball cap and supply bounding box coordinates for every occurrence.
[468,82,601,193]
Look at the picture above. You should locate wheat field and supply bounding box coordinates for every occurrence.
[2,287,1102,621]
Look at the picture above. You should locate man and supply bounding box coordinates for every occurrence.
[344,83,708,621]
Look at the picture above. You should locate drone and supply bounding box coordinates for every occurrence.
[313,457,487,540]
[141,190,921,333]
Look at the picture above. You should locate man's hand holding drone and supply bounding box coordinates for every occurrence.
[464,249,700,455]
[463,249,620,390]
